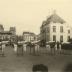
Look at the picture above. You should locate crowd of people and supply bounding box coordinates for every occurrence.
[46,41,62,55]
[12,41,63,56]
[0,40,71,56]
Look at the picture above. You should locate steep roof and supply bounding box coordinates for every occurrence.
[46,12,66,24]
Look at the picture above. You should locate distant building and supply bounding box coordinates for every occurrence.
[0,24,12,41]
[23,32,36,42]
[10,27,16,35]
[36,34,41,41]
[0,31,12,41]
[0,24,4,32]
[17,35,23,41]
[40,12,71,43]
[9,27,16,42]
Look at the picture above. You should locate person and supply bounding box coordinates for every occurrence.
[13,43,17,55]
[54,42,57,55]
[59,42,62,54]
[57,41,60,54]
[57,42,60,49]
[2,41,6,56]
[46,43,50,54]
[32,64,48,72]
[23,43,27,53]
[35,43,40,55]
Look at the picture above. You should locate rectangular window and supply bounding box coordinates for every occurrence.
[53,26,56,32]
[68,30,70,34]
[68,36,70,41]
[53,35,56,41]
[60,26,63,33]
[60,35,63,42]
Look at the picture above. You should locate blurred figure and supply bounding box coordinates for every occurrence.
[57,41,60,54]
[59,42,62,54]
[46,42,50,54]
[54,42,57,55]
[2,41,6,56]
[63,63,72,72]
[23,43,27,53]
[32,64,48,72]
[13,43,17,55]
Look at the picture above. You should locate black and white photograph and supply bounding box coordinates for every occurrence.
[0,0,72,72]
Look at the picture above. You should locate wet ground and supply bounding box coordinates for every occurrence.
[0,46,72,72]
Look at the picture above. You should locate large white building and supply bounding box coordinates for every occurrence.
[40,12,71,43]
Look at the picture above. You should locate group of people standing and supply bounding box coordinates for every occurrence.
[13,42,40,56]
[46,41,62,55]
[13,41,62,56]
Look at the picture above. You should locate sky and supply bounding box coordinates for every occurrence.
[0,0,72,35]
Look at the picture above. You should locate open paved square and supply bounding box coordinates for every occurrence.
[0,46,72,72]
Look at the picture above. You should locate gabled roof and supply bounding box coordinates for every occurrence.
[46,13,66,24]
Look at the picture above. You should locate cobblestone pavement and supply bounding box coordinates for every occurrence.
[0,46,72,72]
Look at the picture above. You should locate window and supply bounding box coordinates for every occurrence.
[68,36,70,41]
[53,35,56,41]
[68,30,70,34]
[53,26,56,32]
[60,26,63,33]
[60,35,63,42]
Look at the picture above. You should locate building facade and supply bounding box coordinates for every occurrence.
[23,32,36,42]
[0,25,17,41]
[9,27,16,42]
[40,12,71,43]
[9,27,16,35]
[0,31,12,41]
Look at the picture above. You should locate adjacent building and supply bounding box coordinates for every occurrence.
[40,12,71,43]
[0,24,16,41]
[0,31,12,41]
[23,32,36,42]
[0,24,12,41]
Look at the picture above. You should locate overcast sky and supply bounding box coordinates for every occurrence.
[0,0,72,35]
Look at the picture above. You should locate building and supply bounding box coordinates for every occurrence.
[0,25,12,41]
[40,12,71,43]
[0,24,4,32]
[36,34,41,41]
[10,27,16,35]
[0,25,17,42]
[0,31,12,41]
[9,27,16,42]
[23,32,36,42]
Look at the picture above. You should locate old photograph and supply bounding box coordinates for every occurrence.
[0,0,72,72]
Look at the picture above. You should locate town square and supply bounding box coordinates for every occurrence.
[0,0,72,72]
